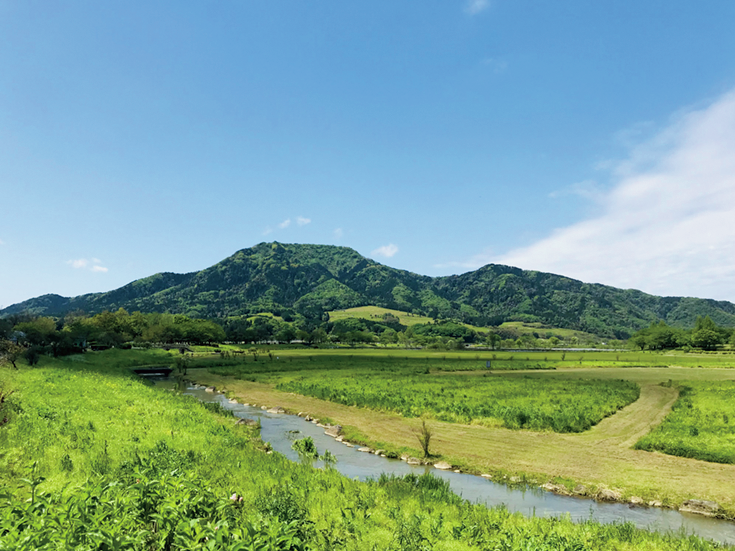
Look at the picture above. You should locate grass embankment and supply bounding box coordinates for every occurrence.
[2,357,729,549]
[194,351,735,513]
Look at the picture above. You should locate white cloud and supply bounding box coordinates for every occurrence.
[67,257,108,273]
[296,216,311,226]
[278,219,291,229]
[68,259,89,269]
[494,90,735,302]
[372,243,399,258]
[0,238,4,245]
[262,227,273,236]
[333,228,344,240]
[465,0,490,15]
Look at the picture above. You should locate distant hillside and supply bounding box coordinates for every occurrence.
[3,242,735,339]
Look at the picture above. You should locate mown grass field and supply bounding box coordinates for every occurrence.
[2,354,728,549]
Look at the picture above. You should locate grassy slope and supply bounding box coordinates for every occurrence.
[190,350,735,513]
[327,306,604,342]
[328,306,437,326]
[2,354,727,549]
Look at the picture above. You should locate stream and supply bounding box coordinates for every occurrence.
[153,379,735,545]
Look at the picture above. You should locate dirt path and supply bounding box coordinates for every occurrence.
[188,367,735,509]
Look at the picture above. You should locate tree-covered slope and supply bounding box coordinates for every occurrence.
[3,242,735,338]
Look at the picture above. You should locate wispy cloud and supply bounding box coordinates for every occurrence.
[548,179,605,201]
[0,238,4,245]
[465,0,490,15]
[67,257,109,273]
[481,57,507,74]
[372,244,399,259]
[264,216,312,235]
[333,228,343,240]
[494,90,735,301]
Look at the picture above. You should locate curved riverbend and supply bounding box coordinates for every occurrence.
[161,381,735,545]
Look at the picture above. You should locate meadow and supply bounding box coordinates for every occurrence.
[190,349,735,510]
[276,372,640,432]
[2,354,730,549]
[635,380,735,464]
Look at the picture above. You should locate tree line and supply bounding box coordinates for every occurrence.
[629,316,735,351]
[0,307,625,369]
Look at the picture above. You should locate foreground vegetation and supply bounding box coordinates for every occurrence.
[2,355,733,549]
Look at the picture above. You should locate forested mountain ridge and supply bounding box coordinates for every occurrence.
[3,242,735,338]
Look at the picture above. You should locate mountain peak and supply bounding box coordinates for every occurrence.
[3,243,735,338]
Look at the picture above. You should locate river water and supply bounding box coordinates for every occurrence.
[155,380,735,545]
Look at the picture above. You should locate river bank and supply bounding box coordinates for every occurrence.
[185,366,735,519]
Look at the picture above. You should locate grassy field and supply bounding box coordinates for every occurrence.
[199,346,735,369]
[276,372,639,432]
[327,306,439,327]
[635,380,735,464]
[191,349,735,514]
[2,355,727,549]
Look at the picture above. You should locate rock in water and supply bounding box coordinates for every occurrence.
[596,488,623,502]
[679,500,719,517]
[325,425,342,437]
[433,461,452,470]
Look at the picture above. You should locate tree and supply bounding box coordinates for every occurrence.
[691,329,722,351]
[379,328,397,347]
[0,340,24,369]
[310,328,328,344]
[14,317,57,346]
[414,419,432,458]
[276,326,296,344]
[485,333,501,350]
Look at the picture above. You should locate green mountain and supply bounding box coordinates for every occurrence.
[3,242,735,338]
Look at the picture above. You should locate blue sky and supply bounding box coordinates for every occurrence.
[2,1,735,308]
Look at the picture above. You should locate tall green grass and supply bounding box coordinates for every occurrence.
[276,372,639,432]
[636,381,735,463]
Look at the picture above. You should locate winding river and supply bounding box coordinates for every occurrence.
[154,379,735,545]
